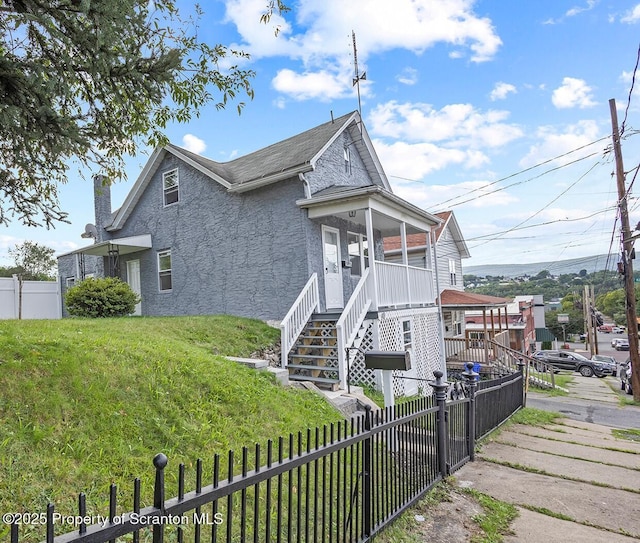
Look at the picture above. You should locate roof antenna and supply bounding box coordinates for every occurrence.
[352,30,366,133]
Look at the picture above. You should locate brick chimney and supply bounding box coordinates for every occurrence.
[93,175,112,242]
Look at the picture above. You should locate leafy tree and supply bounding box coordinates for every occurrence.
[546,308,582,338]
[65,277,140,317]
[8,240,57,319]
[0,0,287,227]
[0,265,22,278]
[8,241,56,280]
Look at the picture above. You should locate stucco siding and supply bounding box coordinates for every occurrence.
[306,131,372,194]
[98,154,311,320]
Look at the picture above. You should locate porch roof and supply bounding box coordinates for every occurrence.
[438,289,510,310]
[64,234,153,257]
[296,185,442,234]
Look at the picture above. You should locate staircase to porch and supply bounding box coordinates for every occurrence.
[286,313,341,390]
[281,269,375,391]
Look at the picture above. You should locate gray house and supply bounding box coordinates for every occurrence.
[58,111,444,392]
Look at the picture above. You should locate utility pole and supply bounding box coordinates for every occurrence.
[610,98,640,402]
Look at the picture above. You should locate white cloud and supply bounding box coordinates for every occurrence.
[223,0,502,100]
[182,134,207,154]
[566,0,597,18]
[272,69,357,101]
[396,67,418,86]
[369,101,523,149]
[551,77,597,109]
[621,69,639,83]
[375,139,488,180]
[490,82,517,101]
[621,3,640,23]
[518,120,602,168]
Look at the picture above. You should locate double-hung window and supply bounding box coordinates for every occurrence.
[344,147,352,175]
[163,169,179,206]
[347,232,369,276]
[158,250,172,291]
[449,258,457,286]
[402,319,412,350]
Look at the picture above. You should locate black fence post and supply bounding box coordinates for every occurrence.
[462,362,479,461]
[431,370,449,478]
[363,404,372,538]
[153,453,168,543]
[518,358,526,407]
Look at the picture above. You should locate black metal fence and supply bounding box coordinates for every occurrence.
[9,365,524,543]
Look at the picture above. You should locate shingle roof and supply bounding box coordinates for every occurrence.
[167,111,359,186]
[439,289,510,308]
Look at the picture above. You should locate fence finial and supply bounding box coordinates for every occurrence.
[153,453,168,511]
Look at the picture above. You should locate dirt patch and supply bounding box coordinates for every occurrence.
[376,485,488,542]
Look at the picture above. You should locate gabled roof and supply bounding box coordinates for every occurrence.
[108,111,390,231]
[433,211,470,258]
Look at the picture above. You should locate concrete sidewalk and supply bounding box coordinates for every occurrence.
[454,375,640,542]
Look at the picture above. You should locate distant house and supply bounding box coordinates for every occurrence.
[58,111,446,393]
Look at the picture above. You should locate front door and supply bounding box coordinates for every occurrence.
[126,259,142,316]
[322,226,344,309]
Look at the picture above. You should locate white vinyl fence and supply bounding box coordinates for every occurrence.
[0,276,62,319]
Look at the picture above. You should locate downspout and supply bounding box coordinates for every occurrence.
[299,173,312,199]
[431,229,447,380]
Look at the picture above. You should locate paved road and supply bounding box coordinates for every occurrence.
[526,339,640,428]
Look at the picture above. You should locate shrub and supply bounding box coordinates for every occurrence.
[65,277,140,317]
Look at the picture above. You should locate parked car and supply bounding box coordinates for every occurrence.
[532,350,614,377]
[612,326,625,334]
[615,339,630,351]
[598,325,613,333]
[620,359,633,395]
[591,354,617,377]
[611,337,626,348]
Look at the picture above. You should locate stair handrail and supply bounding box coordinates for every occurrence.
[336,268,373,389]
[487,338,555,389]
[280,273,319,367]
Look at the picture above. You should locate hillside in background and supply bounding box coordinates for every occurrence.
[463,254,612,278]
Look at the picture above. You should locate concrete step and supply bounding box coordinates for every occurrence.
[287,363,339,372]
[288,374,340,390]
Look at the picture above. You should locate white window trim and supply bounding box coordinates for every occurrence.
[163,168,179,207]
[344,147,351,175]
[449,258,457,286]
[157,249,172,292]
[66,277,76,288]
[401,318,412,350]
[347,232,369,276]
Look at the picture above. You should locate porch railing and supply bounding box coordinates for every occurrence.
[375,261,434,308]
[280,273,319,367]
[336,269,373,388]
[444,336,556,389]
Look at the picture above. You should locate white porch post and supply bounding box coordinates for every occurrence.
[400,222,411,305]
[365,207,378,311]
[432,229,447,379]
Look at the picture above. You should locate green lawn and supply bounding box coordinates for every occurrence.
[0,316,343,540]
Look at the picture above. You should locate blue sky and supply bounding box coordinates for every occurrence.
[2,0,640,272]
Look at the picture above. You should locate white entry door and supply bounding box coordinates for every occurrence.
[126,259,142,316]
[322,226,344,309]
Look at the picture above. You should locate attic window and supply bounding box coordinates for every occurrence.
[163,169,179,206]
[344,147,352,175]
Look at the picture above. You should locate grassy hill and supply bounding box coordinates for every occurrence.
[0,316,343,540]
